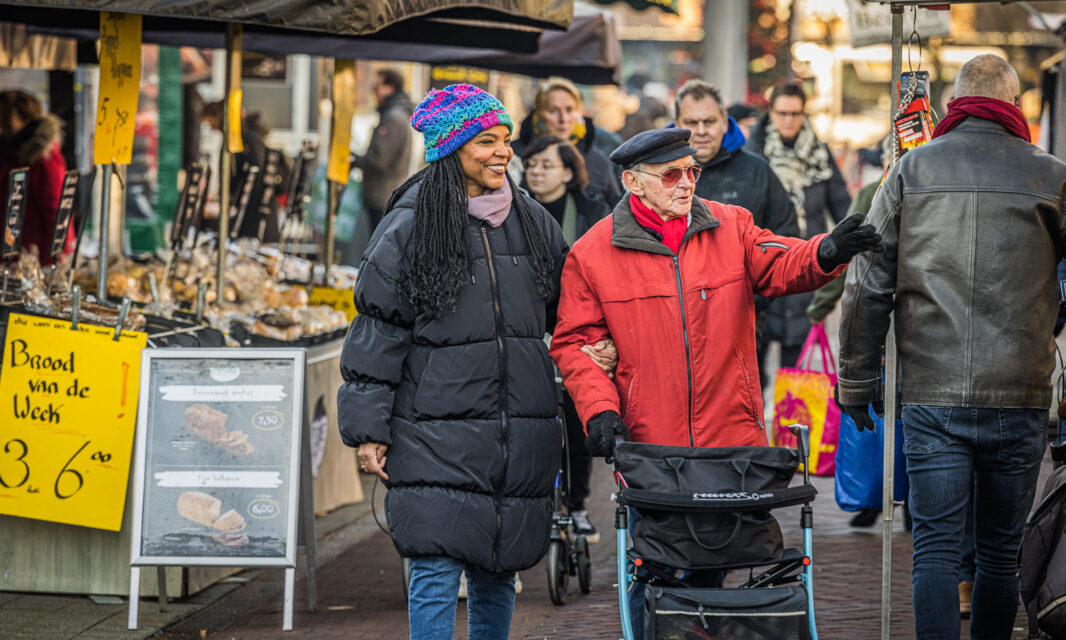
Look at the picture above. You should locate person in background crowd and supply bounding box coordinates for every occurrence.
[674,80,799,358]
[513,76,621,208]
[837,54,1066,640]
[338,84,568,640]
[550,128,882,634]
[352,68,413,232]
[747,81,851,386]
[203,100,287,242]
[727,102,760,140]
[0,90,72,266]
[521,134,611,543]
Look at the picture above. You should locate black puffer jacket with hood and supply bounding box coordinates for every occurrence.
[337,179,568,573]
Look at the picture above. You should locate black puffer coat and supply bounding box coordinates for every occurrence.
[337,180,568,573]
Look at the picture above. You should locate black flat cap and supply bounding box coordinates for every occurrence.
[609,128,697,169]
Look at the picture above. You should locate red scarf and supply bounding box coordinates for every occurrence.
[931,96,1030,142]
[630,193,687,255]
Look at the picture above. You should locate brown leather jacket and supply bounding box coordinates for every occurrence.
[838,117,1066,410]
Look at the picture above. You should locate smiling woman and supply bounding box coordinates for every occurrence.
[336,84,569,640]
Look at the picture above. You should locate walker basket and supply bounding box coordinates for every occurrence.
[643,585,811,640]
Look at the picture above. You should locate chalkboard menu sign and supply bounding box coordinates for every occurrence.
[130,349,305,567]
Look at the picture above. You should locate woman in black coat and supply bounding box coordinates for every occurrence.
[337,84,567,640]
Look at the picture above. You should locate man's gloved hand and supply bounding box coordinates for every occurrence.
[586,410,630,459]
[834,387,882,432]
[817,213,884,271]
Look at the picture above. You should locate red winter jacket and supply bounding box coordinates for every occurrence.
[550,196,845,449]
[0,115,72,266]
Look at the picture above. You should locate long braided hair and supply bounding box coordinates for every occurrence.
[384,153,555,319]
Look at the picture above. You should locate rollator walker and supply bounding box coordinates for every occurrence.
[613,424,819,640]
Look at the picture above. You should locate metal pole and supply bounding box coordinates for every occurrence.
[324,180,336,279]
[218,23,242,304]
[882,8,904,640]
[97,163,113,300]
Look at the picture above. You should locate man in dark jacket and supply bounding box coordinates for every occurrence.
[352,68,413,231]
[838,54,1066,639]
[674,80,798,238]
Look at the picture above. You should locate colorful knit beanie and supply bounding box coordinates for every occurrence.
[411,84,513,163]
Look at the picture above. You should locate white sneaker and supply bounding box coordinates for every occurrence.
[457,571,468,599]
[514,573,523,594]
[571,510,600,544]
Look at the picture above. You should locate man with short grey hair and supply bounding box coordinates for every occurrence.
[837,54,1066,638]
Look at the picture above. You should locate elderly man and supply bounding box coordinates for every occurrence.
[837,54,1066,639]
[551,127,881,456]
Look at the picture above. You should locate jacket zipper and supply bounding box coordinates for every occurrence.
[756,241,790,253]
[480,223,509,569]
[737,349,765,430]
[671,255,695,446]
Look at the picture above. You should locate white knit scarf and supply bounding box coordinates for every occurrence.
[763,119,833,237]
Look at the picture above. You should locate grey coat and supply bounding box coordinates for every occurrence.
[838,117,1066,410]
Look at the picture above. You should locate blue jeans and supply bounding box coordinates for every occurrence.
[902,405,1046,640]
[407,555,515,640]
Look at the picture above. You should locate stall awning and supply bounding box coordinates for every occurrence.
[0,0,573,53]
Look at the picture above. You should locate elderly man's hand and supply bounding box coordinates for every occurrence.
[817,213,884,271]
[581,338,618,378]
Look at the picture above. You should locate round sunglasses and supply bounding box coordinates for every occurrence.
[631,165,702,188]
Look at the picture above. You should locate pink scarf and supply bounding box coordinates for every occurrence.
[468,180,512,227]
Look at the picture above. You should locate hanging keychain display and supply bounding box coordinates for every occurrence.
[892,14,938,168]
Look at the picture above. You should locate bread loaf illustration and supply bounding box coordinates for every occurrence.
[176,491,247,533]
[184,403,255,456]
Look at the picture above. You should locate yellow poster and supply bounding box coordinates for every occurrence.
[0,314,147,530]
[93,12,142,166]
[327,60,356,184]
[309,287,357,323]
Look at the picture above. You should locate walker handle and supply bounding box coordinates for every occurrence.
[788,424,811,463]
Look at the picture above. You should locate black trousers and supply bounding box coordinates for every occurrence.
[561,390,592,511]
[757,342,804,391]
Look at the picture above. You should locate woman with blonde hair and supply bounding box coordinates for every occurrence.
[514,77,621,208]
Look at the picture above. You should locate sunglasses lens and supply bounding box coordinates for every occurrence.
[687,167,701,182]
[661,168,682,188]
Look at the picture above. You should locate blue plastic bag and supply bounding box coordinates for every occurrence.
[834,405,908,511]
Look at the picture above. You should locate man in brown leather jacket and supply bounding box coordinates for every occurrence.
[837,54,1066,639]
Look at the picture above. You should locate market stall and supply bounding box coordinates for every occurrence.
[0,0,578,599]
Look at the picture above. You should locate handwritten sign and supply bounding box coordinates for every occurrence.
[130,349,304,565]
[2,167,28,259]
[49,171,79,259]
[0,313,147,531]
[94,12,142,165]
[327,60,356,184]
[309,287,357,322]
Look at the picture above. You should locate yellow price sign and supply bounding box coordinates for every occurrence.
[309,286,357,323]
[0,314,147,531]
[93,12,142,166]
[327,60,356,184]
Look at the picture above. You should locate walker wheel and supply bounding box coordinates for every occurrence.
[547,539,569,605]
[576,535,591,594]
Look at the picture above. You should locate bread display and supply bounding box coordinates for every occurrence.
[176,491,222,527]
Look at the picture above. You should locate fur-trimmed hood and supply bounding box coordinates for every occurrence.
[5,114,63,165]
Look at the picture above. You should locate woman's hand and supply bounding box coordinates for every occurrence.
[581,338,618,379]
[357,442,389,481]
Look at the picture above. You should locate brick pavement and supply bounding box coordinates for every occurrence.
[153,452,1052,640]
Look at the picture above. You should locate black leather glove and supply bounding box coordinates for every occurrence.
[834,386,882,432]
[586,410,630,459]
[817,213,884,271]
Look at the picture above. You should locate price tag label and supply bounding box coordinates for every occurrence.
[3,167,28,260]
[309,287,357,322]
[0,313,147,531]
[49,171,80,259]
[93,12,142,166]
[327,60,355,184]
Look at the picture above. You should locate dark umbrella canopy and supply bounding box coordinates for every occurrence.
[1,0,573,53]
